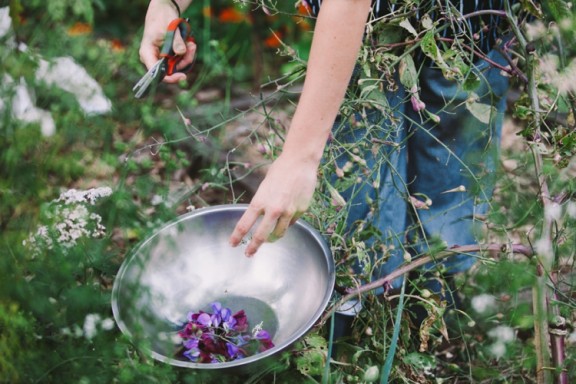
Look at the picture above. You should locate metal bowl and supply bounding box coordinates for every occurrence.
[111,204,334,370]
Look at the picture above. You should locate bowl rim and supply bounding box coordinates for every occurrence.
[111,203,335,369]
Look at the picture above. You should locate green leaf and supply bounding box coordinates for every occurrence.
[302,334,327,350]
[357,78,390,112]
[403,352,436,373]
[372,24,407,46]
[399,18,418,38]
[420,30,450,74]
[294,335,327,377]
[462,72,481,91]
[466,101,496,125]
[399,54,418,91]
[539,0,568,20]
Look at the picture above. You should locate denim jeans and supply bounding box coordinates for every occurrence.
[331,46,510,289]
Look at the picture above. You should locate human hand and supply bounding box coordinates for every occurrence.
[229,153,319,256]
[139,1,196,84]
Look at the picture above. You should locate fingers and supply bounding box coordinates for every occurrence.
[270,214,296,241]
[167,39,197,83]
[179,39,197,71]
[172,30,187,55]
[229,207,300,257]
[139,23,197,84]
[160,39,197,84]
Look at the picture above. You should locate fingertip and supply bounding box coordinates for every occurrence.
[174,43,187,56]
[244,246,256,258]
[228,234,240,247]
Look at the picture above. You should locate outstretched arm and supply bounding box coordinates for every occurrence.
[229,0,372,256]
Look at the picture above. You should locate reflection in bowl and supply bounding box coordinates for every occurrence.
[111,204,335,370]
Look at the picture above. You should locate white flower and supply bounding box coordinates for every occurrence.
[83,313,101,340]
[567,330,576,344]
[251,321,264,338]
[567,202,576,219]
[488,325,515,343]
[487,326,515,360]
[489,341,507,359]
[24,187,111,255]
[471,294,497,314]
[544,202,562,222]
[56,187,112,205]
[100,318,115,331]
[151,194,164,206]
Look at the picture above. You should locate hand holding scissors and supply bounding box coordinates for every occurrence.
[134,17,196,98]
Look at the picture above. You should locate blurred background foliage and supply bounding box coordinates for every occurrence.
[1,0,576,382]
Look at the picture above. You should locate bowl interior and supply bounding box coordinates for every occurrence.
[112,205,334,369]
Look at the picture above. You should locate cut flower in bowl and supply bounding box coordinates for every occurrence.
[176,302,275,363]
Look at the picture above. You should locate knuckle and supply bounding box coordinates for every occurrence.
[234,222,251,235]
[251,233,267,244]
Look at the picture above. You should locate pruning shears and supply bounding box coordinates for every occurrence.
[133,18,195,99]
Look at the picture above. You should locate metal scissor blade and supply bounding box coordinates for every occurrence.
[133,59,166,99]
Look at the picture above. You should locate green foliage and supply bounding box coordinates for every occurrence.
[0,302,35,383]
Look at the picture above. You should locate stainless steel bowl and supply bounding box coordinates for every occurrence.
[111,204,335,370]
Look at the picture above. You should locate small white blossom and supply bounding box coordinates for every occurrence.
[24,187,111,256]
[251,321,264,338]
[489,341,507,359]
[151,194,164,206]
[83,313,101,340]
[487,326,515,360]
[524,20,547,41]
[471,294,497,314]
[567,202,576,219]
[544,202,562,222]
[101,318,115,331]
[488,325,515,343]
[56,187,112,205]
[567,330,576,344]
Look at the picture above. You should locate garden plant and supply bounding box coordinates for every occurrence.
[1,0,576,383]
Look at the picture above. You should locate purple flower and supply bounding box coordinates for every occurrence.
[410,95,426,112]
[178,322,199,339]
[182,338,201,362]
[234,334,250,347]
[183,337,199,350]
[210,302,233,327]
[226,342,245,360]
[196,312,212,327]
[255,330,274,351]
[232,310,248,332]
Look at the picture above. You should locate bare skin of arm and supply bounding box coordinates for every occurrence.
[140,0,372,256]
[229,0,372,256]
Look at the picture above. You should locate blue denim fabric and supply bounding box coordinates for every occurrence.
[331,47,510,289]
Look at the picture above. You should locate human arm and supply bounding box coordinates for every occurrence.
[139,0,196,83]
[229,0,372,256]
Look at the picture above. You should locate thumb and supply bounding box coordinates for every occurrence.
[172,32,186,55]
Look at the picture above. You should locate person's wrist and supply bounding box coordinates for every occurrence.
[169,0,181,16]
[165,0,192,14]
[149,0,190,15]
[279,146,323,169]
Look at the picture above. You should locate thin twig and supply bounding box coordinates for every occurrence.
[320,243,532,325]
